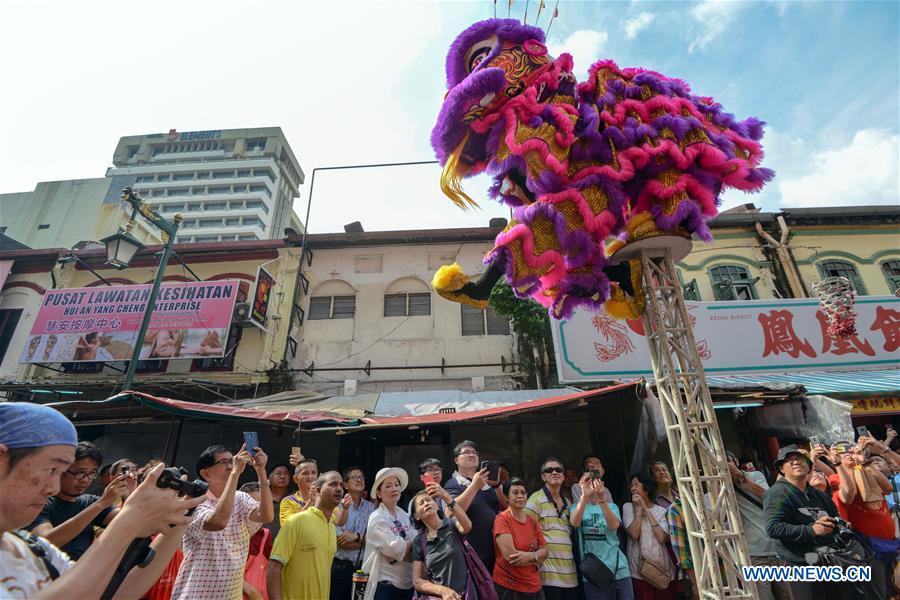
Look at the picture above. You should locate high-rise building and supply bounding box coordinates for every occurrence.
[107,127,305,243]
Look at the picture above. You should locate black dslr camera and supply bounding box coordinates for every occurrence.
[832,516,856,545]
[156,466,208,498]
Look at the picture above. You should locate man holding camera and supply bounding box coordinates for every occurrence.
[0,402,205,599]
[763,445,840,600]
[443,440,506,573]
[172,443,274,600]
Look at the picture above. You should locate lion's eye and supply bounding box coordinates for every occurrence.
[467,44,492,74]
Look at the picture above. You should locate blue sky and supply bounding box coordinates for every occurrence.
[0,1,897,233]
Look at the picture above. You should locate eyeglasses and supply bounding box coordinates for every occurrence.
[457,450,478,457]
[543,467,564,474]
[423,467,442,474]
[393,519,407,539]
[346,474,365,481]
[212,458,234,468]
[66,469,99,481]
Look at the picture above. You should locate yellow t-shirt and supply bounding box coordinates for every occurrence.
[279,493,308,525]
[271,507,337,600]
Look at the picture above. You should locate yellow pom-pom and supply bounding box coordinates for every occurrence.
[604,298,635,320]
[432,263,469,292]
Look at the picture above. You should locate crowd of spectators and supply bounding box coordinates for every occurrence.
[3,401,899,600]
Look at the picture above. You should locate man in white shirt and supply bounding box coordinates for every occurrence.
[0,402,205,599]
[172,443,274,600]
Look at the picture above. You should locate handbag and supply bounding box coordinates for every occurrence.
[458,532,499,600]
[581,552,617,590]
[577,515,620,590]
[637,513,672,591]
[243,528,270,600]
[638,557,671,590]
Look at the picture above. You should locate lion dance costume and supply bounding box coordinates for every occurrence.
[431,19,774,320]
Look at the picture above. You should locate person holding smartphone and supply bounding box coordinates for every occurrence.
[443,441,507,574]
[407,458,446,517]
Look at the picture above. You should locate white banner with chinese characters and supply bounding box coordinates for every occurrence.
[551,296,900,383]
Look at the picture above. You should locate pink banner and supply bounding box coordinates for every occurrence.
[19,280,240,363]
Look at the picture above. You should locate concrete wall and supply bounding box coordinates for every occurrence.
[0,179,160,249]
[294,240,519,395]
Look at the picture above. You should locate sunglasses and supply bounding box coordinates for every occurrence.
[543,467,564,474]
[393,519,407,539]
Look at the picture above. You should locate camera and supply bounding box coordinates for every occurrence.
[832,516,856,545]
[156,466,209,498]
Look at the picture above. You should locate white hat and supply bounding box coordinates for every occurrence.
[371,467,409,499]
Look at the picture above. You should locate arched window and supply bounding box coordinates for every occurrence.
[818,260,867,295]
[881,260,900,293]
[384,277,431,317]
[708,265,757,300]
[308,280,356,320]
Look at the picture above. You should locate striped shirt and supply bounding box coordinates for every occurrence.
[525,486,577,588]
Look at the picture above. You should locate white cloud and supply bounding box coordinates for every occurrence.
[548,29,609,78]
[688,0,747,54]
[778,129,899,208]
[623,12,656,40]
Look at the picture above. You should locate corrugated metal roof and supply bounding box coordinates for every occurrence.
[706,369,900,395]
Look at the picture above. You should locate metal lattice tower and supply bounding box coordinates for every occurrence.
[620,239,757,599]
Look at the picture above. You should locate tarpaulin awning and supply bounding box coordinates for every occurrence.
[706,368,900,396]
[48,391,354,427]
[229,388,589,419]
[312,382,639,432]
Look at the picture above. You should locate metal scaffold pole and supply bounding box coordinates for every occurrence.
[624,238,757,599]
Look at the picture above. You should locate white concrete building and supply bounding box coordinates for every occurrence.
[295,222,522,396]
[108,127,305,243]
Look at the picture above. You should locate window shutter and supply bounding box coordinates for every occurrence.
[384,294,407,317]
[683,280,701,301]
[308,297,332,320]
[408,293,432,316]
[332,296,356,319]
[461,304,486,336]
[485,305,510,335]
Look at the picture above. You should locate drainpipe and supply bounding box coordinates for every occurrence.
[755,220,807,298]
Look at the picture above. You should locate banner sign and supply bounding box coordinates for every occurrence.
[19,280,240,364]
[251,267,275,327]
[552,296,900,383]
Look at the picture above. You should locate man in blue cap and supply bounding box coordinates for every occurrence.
[0,402,206,599]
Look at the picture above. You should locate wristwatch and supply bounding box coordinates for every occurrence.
[447,500,457,510]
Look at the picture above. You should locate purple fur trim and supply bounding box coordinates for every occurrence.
[430,67,507,163]
[445,19,547,88]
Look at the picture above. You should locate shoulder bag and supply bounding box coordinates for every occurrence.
[637,513,672,590]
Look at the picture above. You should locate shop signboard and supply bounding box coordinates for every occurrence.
[19,280,240,363]
[552,296,900,383]
[250,267,275,327]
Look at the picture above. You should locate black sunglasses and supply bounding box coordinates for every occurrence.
[543,467,564,474]
[393,519,407,539]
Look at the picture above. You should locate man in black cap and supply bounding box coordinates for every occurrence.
[762,444,840,600]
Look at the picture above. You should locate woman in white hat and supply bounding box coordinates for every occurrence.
[362,467,414,600]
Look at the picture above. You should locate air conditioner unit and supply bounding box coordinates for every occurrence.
[232,302,252,325]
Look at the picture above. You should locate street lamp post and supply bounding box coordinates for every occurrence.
[102,188,181,392]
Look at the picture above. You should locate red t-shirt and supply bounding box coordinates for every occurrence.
[828,474,895,540]
[492,510,546,593]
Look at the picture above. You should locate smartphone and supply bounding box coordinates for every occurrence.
[590,468,602,480]
[480,460,500,482]
[120,466,129,475]
[243,431,259,457]
[809,435,820,447]
[856,426,870,439]
[422,472,436,487]
[291,445,302,457]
